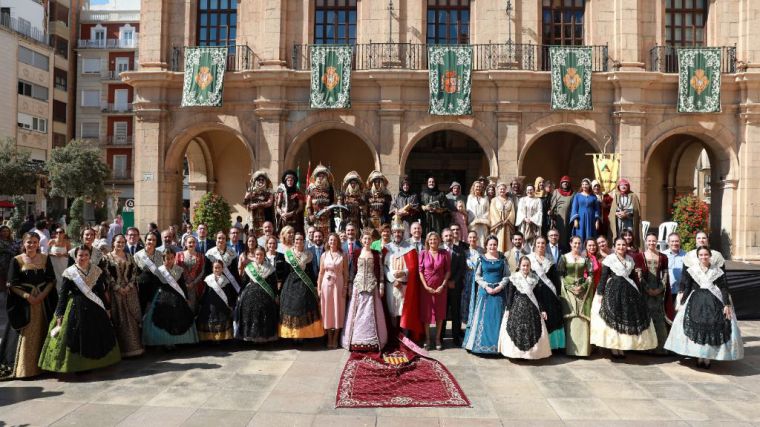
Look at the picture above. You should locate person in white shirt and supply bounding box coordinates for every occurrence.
[31,220,50,254]
[407,221,424,253]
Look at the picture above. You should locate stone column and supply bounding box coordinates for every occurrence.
[254,109,287,183]
[138,0,170,69]
[378,109,404,191]
[134,111,176,230]
[256,0,288,68]
[613,0,645,70]
[735,110,760,260]
[496,111,520,180]
[613,111,646,209]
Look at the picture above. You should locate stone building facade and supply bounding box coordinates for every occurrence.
[125,0,760,260]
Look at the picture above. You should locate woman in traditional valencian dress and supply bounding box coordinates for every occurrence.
[142,248,198,347]
[39,245,121,373]
[498,256,552,360]
[558,236,594,357]
[590,237,657,358]
[176,235,205,311]
[103,234,144,357]
[264,236,287,287]
[318,233,347,349]
[642,232,671,354]
[527,236,565,350]
[466,180,490,248]
[69,227,106,270]
[134,234,165,314]
[236,247,279,343]
[585,238,603,293]
[204,231,242,297]
[489,183,515,253]
[0,233,57,380]
[570,178,600,243]
[665,247,743,368]
[342,231,388,351]
[197,260,237,341]
[464,236,507,355]
[517,184,543,251]
[279,233,324,339]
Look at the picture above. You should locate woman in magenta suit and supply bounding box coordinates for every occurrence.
[419,231,451,350]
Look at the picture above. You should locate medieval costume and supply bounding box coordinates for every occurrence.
[665,264,744,361]
[142,263,198,346]
[590,254,658,351]
[342,250,388,351]
[389,176,420,237]
[540,181,555,238]
[342,171,367,229]
[527,252,565,350]
[276,169,305,234]
[365,170,392,231]
[420,179,448,236]
[608,179,642,248]
[558,253,594,356]
[39,264,121,373]
[244,170,275,238]
[384,232,412,319]
[489,185,516,253]
[236,258,280,342]
[643,250,671,354]
[592,180,612,239]
[498,271,552,360]
[305,164,335,237]
[461,246,483,333]
[463,254,507,355]
[551,176,575,248]
[570,179,601,243]
[517,194,543,251]
[445,182,467,213]
[466,183,491,248]
[103,252,144,357]
[279,249,324,338]
[0,255,57,379]
[197,272,237,341]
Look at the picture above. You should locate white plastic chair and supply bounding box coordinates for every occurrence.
[658,221,678,251]
[641,221,651,240]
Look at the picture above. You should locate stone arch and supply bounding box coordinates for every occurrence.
[165,121,255,174]
[521,120,609,168]
[284,120,381,171]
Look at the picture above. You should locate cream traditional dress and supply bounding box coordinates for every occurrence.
[489,195,515,253]
[517,196,542,250]
[467,194,490,248]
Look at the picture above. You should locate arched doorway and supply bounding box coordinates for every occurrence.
[288,129,376,186]
[177,129,253,225]
[644,134,724,249]
[521,131,597,188]
[404,130,490,193]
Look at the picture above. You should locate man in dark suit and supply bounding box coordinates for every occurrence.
[505,232,529,272]
[547,228,563,262]
[341,223,362,282]
[443,226,467,346]
[308,230,325,277]
[228,226,246,256]
[125,227,144,256]
[195,223,215,255]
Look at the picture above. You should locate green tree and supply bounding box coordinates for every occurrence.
[193,192,232,237]
[0,138,42,196]
[7,195,26,238]
[47,140,110,200]
[67,196,85,242]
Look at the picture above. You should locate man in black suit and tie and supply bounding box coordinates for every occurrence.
[341,223,361,282]
[308,230,325,277]
[547,228,563,262]
[195,223,215,255]
[228,227,246,256]
[443,226,467,346]
[125,227,144,256]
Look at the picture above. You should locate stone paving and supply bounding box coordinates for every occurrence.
[0,320,759,427]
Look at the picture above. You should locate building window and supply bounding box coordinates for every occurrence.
[54,68,67,91]
[17,113,47,133]
[50,35,68,59]
[18,46,49,71]
[18,80,48,101]
[197,0,238,47]
[666,0,707,46]
[82,58,101,74]
[542,0,585,45]
[314,0,357,45]
[113,154,128,179]
[50,2,69,26]
[81,122,100,139]
[426,0,470,44]
[81,90,101,107]
[53,133,67,148]
[53,100,67,123]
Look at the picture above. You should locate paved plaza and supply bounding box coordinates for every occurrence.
[0,320,759,427]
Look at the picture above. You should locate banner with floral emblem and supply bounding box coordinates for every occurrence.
[677,48,721,113]
[181,47,227,107]
[550,46,592,111]
[428,45,472,116]
[310,45,352,109]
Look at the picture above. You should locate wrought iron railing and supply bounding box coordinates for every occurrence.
[649,45,737,73]
[170,45,256,72]
[0,14,47,44]
[291,43,610,72]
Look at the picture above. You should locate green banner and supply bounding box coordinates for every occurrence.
[677,48,721,113]
[181,47,227,107]
[428,45,472,116]
[550,47,593,111]
[310,45,352,109]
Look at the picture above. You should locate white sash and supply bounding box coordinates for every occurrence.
[63,265,105,311]
[157,265,187,299]
[204,274,230,308]
[602,255,638,291]
[135,251,159,275]
[688,265,725,303]
[509,272,540,310]
[527,253,556,295]
[205,247,241,293]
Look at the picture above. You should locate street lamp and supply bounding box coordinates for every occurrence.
[505,0,513,45]
[388,0,394,44]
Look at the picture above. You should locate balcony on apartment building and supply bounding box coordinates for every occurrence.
[80,10,141,23]
[0,14,47,44]
[649,45,737,73]
[101,69,135,81]
[105,135,133,146]
[101,102,134,113]
[170,44,257,72]
[77,35,139,49]
[109,170,132,182]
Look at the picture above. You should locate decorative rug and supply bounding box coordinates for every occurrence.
[335,336,470,408]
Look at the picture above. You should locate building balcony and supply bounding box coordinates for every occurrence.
[291,43,610,72]
[170,45,257,72]
[80,10,140,23]
[109,171,132,182]
[77,36,139,49]
[0,14,47,44]
[105,135,133,146]
[101,103,134,113]
[101,70,132,81]
[649,45,737,73]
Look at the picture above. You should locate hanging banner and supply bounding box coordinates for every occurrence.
[428,45,472,116]
[592,153,621,194]
[181,47,227,107]
[550,46,592,111]
[310,45,352,109]
[677,48,721,113]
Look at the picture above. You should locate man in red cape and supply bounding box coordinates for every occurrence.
[400,248,424,341]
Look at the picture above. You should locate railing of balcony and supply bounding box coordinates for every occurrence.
[170,45,256,72]
[102,103,133,113]
[107,135,133,145]
[0,14,47,44]
[292,43,610,72]
[649,45,737,73]
[77,36,139,49]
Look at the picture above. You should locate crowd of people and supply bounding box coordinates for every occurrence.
[0,168,744,381]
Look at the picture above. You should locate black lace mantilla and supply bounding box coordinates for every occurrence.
[683,290,731,346]
[599,276,651,335]
[506,294,543,351]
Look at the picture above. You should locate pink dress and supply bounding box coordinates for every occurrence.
[320,252,346,329]
[419,249,450,324]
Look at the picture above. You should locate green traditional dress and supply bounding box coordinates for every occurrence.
[558,254,594,357]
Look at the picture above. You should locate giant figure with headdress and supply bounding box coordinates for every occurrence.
[342,171,366,229]
[275,169,305,234]
[305,164,335,237]
[244,170,274,237]
[364,170,392,232]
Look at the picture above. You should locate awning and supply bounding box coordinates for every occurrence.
[0,201,15,208]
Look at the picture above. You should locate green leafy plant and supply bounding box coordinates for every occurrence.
[0,138,43,196]
[193,192,232,237]
[670,193,710,251]
[7,195,26,238]
[67,196,86,243]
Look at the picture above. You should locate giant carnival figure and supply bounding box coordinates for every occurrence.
[365,170,392,231]
[342,171,367,229]
[244,170,274,237]
[305,164,335,237]
[275,169,305,234]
